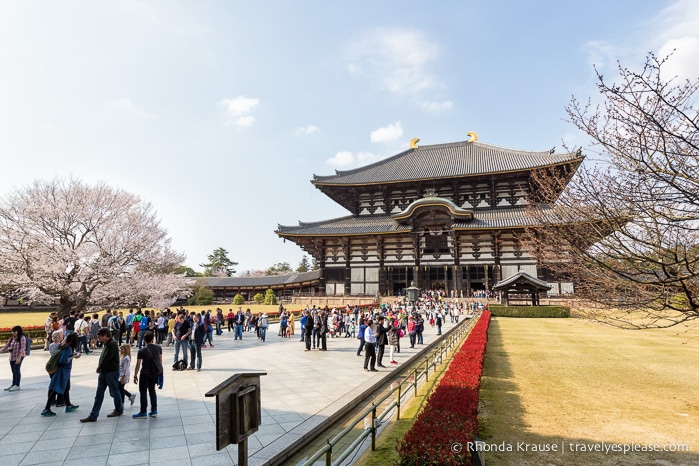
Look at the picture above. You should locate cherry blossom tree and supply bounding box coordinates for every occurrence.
[0,178,187,315]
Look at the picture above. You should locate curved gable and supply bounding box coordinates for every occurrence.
[392,196,473,225]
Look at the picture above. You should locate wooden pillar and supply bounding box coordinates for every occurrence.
[465,265,471,297]
[377,236,386,295]
[454,266,464,297]
[342,238,351,296]
[412,233,420,290]
[315,238,326,295]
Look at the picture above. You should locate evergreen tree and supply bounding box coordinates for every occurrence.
[296,256,310,273]
[200,247,237,277]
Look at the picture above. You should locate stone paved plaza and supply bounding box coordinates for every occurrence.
[0,317,458,466]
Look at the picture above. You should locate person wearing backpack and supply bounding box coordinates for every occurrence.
[76,314,92,355]
[0,325,27,392]
[137,311,150,349]
[132,331,162,418]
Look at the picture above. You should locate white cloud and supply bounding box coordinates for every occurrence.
[347,28,442,95]
[658,37,699,82]
[421,100,454,114]
[583,0,699,80]
[235,116,255,128]
[653,1,699,82]
[109,97,156,120]
[582,40,622,74]
[295,125,320,136]
[325,150,383,167]
[217,95,260,127]
[370,122,403,143]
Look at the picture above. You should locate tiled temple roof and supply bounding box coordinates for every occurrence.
[492,271,552,291]
[184,270,321,288]
[277,206,557,236]
[313,140,583,186]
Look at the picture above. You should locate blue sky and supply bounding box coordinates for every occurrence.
[1,0,698,274]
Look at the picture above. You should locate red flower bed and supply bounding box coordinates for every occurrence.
[397,311,491,465]
[0,325,43,332]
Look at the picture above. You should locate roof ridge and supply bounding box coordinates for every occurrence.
[277,214,357,231]
[312,139,579,184]
[313,147,414,181]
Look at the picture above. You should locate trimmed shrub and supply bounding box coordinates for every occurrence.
[189,286,213,305]
[488,305,569,318]
[253,293,265,304]
[264,289,277,305]
[233,294,245,305]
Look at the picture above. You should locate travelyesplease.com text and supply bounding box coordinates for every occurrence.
[451,441,689,455]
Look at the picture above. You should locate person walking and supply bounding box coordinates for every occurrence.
[375,316,388,368]
[76,314,92,354]
[259,313,269,342]
[43,312,57,351]
[132,331,162,418]
[189,314,205,371]
[155,312,166,345]
[41,333,81,416]
[303,310,313,351]
[234,308,245,340]
[299,309,308,342]
[416,314,425,345]
[80,329,124,422]
[172,313,191,367]
[226,309,235,332]
[356,318,367,356]
[1,325,27,392]
[407,315,417,348]
[118,344,136,407]
[124,309,134,345]
[319,308,329,350]
[215,308,224,336]
[387,318,399,365]
[363,320,378,372]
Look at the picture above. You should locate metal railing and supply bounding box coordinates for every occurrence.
[300,312,482,466]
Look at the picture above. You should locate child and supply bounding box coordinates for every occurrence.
[118,344,136,406]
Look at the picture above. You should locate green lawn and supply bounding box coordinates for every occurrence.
[478,317,699,465]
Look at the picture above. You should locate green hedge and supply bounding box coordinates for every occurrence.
[0,328,47,346]
[489,305,570,318]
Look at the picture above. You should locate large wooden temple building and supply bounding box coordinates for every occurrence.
[276,135,584,297]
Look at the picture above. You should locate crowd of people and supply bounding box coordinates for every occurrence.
[295,299,483,372]
[1,295,487,420]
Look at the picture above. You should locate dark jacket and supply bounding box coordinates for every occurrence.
[375,323,389,346]
[97,337,120,373]
[191,321,206,345]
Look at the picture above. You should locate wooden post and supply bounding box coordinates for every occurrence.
[205,371,267,466]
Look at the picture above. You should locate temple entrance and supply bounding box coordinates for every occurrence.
[463,265,496,292]
[390,267,414,296]
[426,266,452,291]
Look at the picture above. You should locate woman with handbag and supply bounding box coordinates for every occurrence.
[41,332,81,416]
